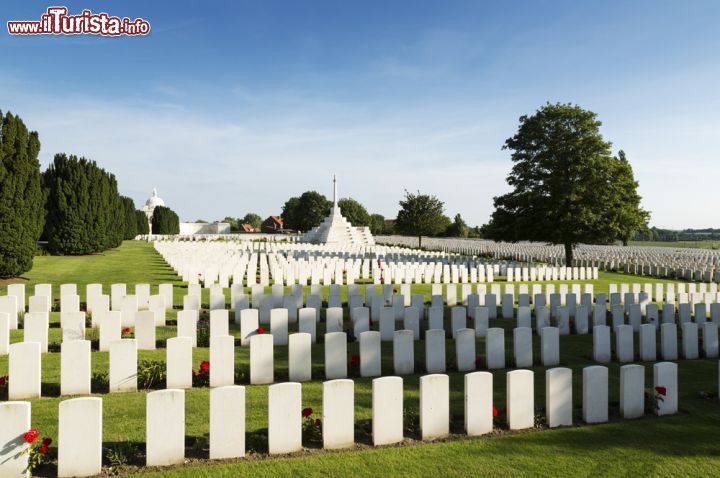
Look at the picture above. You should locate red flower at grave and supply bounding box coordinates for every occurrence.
[192,369,197,376]
[655,386,667,396]
[492,406,498,417]
[39,444,48,454]
[393,288,398,294]
[302,407,313,417]
[80,308,86,312]
[257,326,265,334]
[315,418,322,427]
[199,361,210,373]
[475,356,482,367]
[24,429,39,444]
[0,376,7,386]
[369,319,374,327]
[351,354,360,363]
[42,437,52,447]
[121,327,132,335]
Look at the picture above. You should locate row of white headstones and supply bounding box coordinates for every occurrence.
[3,315,715,401]
[0,363,681,477]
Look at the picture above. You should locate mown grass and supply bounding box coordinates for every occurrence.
[1,241,719,477]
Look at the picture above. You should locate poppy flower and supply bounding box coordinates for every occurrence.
[42,437,52,447]
[369,319,374,326]
[192,369,197,376]
[302,407,313,417]
[655,386,667,396]
[199,361,210,372]
[315,418,322,427]
[492,406,498,417]
[393,288,398,294]
[351,354,360,363]
[80,308,87,312]
[257,326,265,334]
[39,444,48,454]
[475,356,482,367]
[0,376,7,386]
[24,429,39,444]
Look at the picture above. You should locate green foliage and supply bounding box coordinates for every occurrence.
[338,197,370,227]
[42,153,126,255]
[105,440,140,466]
[281,191,331,232]
[0,110,45,278]
[369,213,386,234]
[135,210,149,235]
[222,216,239,231]
[137,360,166,390]
[120,196,137,240]
[445,214,469,238]
[241,212,262,229]
[394,190,447,247]
[485,102,649,265]
[151,205,180,235]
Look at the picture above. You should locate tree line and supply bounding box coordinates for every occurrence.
[0,110,177,278]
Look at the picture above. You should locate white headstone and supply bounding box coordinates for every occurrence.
[464,371,493,436]
[166,337,193,389]
[325,332,347,380]
[210,335,235,388]
[541,326,560,366]
[653,362,678,416]
[546,367,572,428]
[109,339,137,393]
[359,331,382,377]
[323,379,355,449]
[282,333,309,383]
[0,401,31,476]
[393,330,414,375]
[268,382,302,454]
[58,397,102,477]
[513,327,533,368]
[486,328,505,369]
[146,389,185,466]
[582,365,608,423]
[506,369,534,430]
[425,329,446,374]
[619,364,645,419]
[210,386,245,459]
[250,333,274,384]
[61,340,91,396]
[420,374,449,440]
[372,376,403,445]
[616,324,634,363]
[8,342,41,399]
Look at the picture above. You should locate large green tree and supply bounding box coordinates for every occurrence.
[484,103,649,265]
[241,212,262,229]
[43,154,126,254]
[151,206,180,235]
[136,210,150,235]
[120,196,137,240]
[369,213,386,235]
[394,190,447,248]
[608,150,650,246]
[338,198,370,227]
[0,111,44,277]
[445,213,469,238]
[281,191,331,232]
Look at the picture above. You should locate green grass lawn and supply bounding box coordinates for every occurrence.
[1,241,719,477]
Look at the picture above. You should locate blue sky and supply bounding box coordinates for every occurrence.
[1,0,719,228]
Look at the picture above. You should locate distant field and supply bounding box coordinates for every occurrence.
[629,240,720,250]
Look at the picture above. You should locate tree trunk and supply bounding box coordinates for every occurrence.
[418,235,423,249]
[564,242,573,267]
